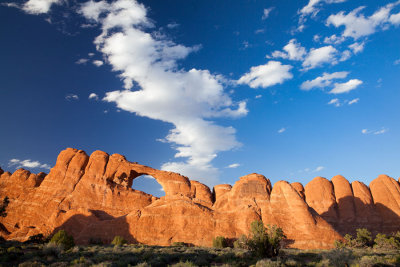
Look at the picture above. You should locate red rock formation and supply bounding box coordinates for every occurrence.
[0,148,399,249]
[304,177,338,226]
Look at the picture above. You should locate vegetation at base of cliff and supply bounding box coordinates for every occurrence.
[334,228,400,250]
[49,230,75,250]
[111,236,128,246]
[213,221,286,258]
[0,240,399,267]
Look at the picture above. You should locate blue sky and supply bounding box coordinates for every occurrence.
[1,0,399,196]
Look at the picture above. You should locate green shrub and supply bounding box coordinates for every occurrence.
[374,233,400,249]
[322,248,354,266]
[247,220,285,258]
[42,242,63,257]
[233,234,249,249]
[212,236,228,248]
[49,230,75,250]
[355,228,372,247]
[111,236,127,246]
[7,246,20,253]
[333,239,346,249]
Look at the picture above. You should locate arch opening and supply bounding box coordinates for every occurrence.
[132,174,165,198]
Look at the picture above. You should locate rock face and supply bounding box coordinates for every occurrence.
[0,148,399,249]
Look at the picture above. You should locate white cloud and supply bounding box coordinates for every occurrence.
[226,163,240,168]
[329,79,363,94]
[76,58,89,64]
[65,94,79,101]
[255,29,265,34]
[262,7,274,20]
[79,0,247,185]
[9,159,51,170]
[394,59,400,65]
[238,61,293,89]
[300,0,346,17]
[89,93,99,100]
[348,98,359,105]
[390,12,400,24]
[362,128,388,135]
[300,71,348,90]
[327,2,400,39]
[323,34,345,44]
[302,45,338,70]
[374,128,388,135]
[270,39,306,61]
[278,127,286,133]
[22,0,61,14]
[255,95,262,99]
[340,50,352,62]
[313,166,325,172]
[93,60,104,67]
[88,52,95,57]
[166,22,179,29]
[327,98,341,107]
[348,42,365,54]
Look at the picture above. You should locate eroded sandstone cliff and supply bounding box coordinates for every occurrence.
[0,148,399,249]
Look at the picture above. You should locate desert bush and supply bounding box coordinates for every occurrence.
[49,230,74,250]
[355,228,372,247]
[212,236,228,248]
[359,255,387,267]
[333,239,346,249]
[255,258,284,267]
[111,236,127,246]
[7,246,21,253]
[233,234,249,249]
[374,233,400,250]
[18,261,45,267]
[247,220,285,258]
[42,242,63,257]
[322,248,354,266]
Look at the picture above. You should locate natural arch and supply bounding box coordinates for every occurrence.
[131,174,165,198]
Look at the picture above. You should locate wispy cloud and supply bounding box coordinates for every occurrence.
[9,159,51,170]
[226,163,240,168]
[313,166,325,172]
[65,94,79,101]
[166,22,179,29]
[327,2,400,40]
[328,98,341,107]
[76,58,89,65]
[93,60,103,67]
[262,7,274,20]
[348,98,359,105]
[278,127,286,133]
[362,128,388,135]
